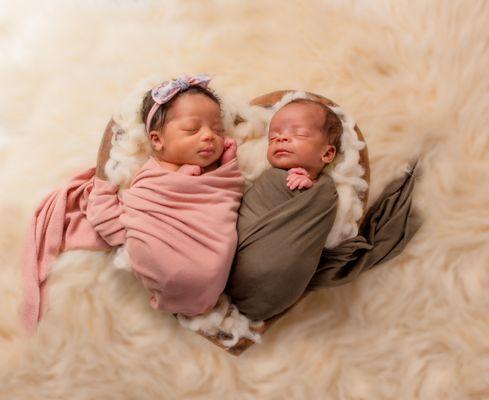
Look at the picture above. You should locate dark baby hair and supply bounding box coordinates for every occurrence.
[141,85,222,133]
[288,98,343,151]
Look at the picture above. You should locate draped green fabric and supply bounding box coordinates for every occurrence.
[225,163,422,321]
[308,162,422,290]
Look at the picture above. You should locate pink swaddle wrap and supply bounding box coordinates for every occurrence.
[22,157,244,331]
[88,157,244,316]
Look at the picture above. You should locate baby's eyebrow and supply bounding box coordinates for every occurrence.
[270,122,310,131]
[289,122,309,129]
[178,116,200,122]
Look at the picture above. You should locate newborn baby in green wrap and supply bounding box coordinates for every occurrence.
[225,98,345,320]
[225,97,422,322]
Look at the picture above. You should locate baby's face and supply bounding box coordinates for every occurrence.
[267,102,335,176]
[153,93,225,167]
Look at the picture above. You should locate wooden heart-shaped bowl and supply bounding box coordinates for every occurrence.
[96,90,370,356]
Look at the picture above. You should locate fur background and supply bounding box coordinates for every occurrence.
[1,1,488,399]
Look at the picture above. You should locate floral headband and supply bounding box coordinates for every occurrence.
[145,74,212,134]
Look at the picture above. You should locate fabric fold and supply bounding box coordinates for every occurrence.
[21,167,112,332]
[307,162,422,289]
[85,177,126,246]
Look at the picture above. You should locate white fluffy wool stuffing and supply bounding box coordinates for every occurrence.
[1,1,488,399]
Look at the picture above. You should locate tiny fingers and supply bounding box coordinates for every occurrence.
[286,174,301,190]
[286,176,295,189]
[287,174,313,190]
[298,179,312,189]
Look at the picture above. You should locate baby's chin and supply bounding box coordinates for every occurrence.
[190,153,222,168]
[268,155,300,170]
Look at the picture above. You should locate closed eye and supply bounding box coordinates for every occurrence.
[269,132,279,141]
[182,128,199,133]
[293,130,310,138]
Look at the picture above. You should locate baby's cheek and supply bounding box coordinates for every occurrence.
[295,143,316,160]
[266,147,277,164]
[216,137,225,153]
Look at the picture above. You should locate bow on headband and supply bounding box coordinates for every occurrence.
[145,74,212,134]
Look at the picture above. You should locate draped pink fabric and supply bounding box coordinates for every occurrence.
[22,157,244,332]
[21,167,113,332]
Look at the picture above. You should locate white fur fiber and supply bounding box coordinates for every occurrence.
[176,294,264,349]
[1,1,488,399]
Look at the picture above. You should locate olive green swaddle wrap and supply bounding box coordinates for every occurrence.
[225,167,338,321]
[225,162,421,321]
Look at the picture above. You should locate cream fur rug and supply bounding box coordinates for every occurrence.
[1,1,488,399]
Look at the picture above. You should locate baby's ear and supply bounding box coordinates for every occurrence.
[149,130,164,152]
[321,145,336,164]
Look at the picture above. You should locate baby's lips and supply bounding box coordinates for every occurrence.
[197,147,215,156]
[273,148,291,156]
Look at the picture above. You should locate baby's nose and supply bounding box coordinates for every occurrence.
[276,135,289,142]
[201,128,215,140]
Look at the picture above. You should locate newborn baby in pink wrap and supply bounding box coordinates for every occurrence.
[88,76,244,317]
[22,75,244,330]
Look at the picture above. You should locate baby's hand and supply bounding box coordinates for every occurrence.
[177,164,203,176]
[220,137,237,164]
[286,167,314,190]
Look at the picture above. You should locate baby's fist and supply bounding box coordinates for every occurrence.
[286,167,313,190]
[220,137,237,164]
[178,164,203,176]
